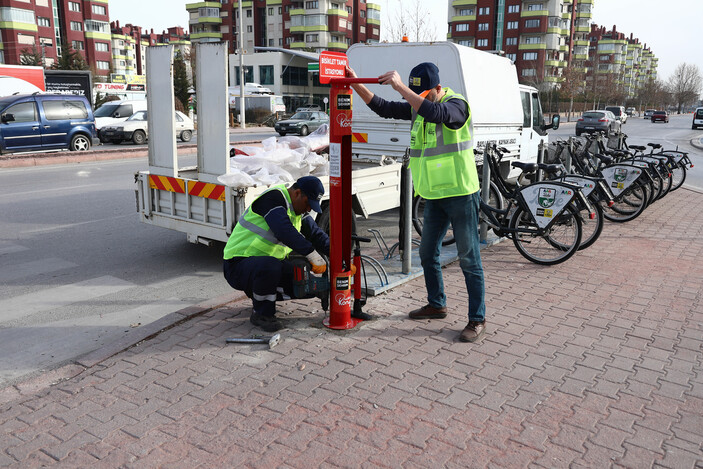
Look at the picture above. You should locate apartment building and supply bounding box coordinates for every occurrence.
[0,0,112,75]
[587,24,657,99]
[187,0,380,54]
[447,0,593,88]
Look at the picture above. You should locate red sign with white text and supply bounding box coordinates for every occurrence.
[319,51,348,84]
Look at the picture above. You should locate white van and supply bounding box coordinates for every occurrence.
[94,99,148,142]
[692,107,703,130]
[347,42,558,179]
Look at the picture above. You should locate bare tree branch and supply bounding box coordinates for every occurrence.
[667,62,702,113]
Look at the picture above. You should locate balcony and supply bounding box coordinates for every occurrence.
[190,32,222,40]
[327,8,348,17]
[521,10,548,17]
[451,0,478,5]
[327,41,348,50]
[519,43,546,50]
[192,16,222,24]
[186,1,225,10]
[290,25,328,33]
[451,15,476,22]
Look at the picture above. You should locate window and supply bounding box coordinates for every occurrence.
[70,21,82,31]
[95,42,109,52]
[85,20,109,33]
[2,102,37,123]
[72,40,84,50]
[259,65,274,85]
[523,52,538,60]
[458,39,473,47]
[522,68,537,76]
[524,36,542,44]
[37,16,50,27]
[18,33,35,45]
[527,3,544,10]
[456,24,469,32]
[458,8,474,16]
[360,9,365,18]
[97,61,110,70]
[268,7,273,15]
[199,7,220,17]
[507,21,518,29]
[505,37,517,45]
[305,1,318,8]
[246,9,252,17]
[234,66,253,85]
[247,25,252,32]
[478,7,490,15]
[0,7,35,24]
[268,39,274,46]
[282,66,308,86]
[508,5,519,13]
[477,39,488,47]
[478,23,489,31]
[39,37,52,46]
[92,4,106,15]
[68,2,80,12]
[306,33,318,42]
[42,100,88,120]
[506,53,517,62]
[525,19,540,28]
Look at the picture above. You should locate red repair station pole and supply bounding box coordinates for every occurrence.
[323,75,378,330]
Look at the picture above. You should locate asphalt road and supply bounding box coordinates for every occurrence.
[1,114,701,389]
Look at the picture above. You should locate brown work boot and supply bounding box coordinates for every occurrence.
[459,321,486,342]
[409,304,448,320]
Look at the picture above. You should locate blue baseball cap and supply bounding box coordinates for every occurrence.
[408,62,440,98]
[297,176,324,213]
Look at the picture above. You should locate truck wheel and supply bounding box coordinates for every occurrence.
[180,130,192,142]
[299,126,309,136]
[132,130,146,145]
[70,134,91,151]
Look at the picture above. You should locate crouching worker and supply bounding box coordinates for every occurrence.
[223,176,329,332]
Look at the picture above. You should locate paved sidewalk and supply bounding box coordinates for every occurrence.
[1,188,702,468]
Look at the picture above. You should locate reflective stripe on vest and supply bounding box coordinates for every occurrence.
[223,185,302,260]
[408,88,479,199]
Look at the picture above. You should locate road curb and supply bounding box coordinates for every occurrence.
[690,136,703,151]
[0,290,248,406]
[0,139,265,169]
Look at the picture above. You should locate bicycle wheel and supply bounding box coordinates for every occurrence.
[602,179,649,223]
[509,204,582,266]
[577,201,604,250]
[412,196,455,246]
[670,163,687,191]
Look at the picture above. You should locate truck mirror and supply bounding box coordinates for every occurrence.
[113,112,120,118]
[1,113,15,123]
[550,114,560,130]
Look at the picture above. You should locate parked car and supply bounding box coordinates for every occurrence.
[605,105,627,124]
[651,110,669,123]
[692,107,703,130]
[575,110,621,136]
[626,107,636,116]
[274,110,329,136]
[94,99,148,142]
[643,109,656,118]
[100,110,194,144]
[0,93,98,154]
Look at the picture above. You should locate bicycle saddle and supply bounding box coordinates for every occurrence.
[647,143,662,149]
[595,154,614,164]
[537,163,563,174]
[511,161,538,172]
[629,145,646,151]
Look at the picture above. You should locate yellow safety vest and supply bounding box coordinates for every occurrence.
[223,185,302,260]
[408,87,479,200]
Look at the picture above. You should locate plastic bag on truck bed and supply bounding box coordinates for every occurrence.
[278,124,329,153]
[219,131,329,189]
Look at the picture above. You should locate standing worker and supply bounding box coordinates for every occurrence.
[346,62,486,342]
[223,176,329,332]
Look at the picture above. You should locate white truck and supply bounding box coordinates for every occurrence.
[135,42,556,245]
[347,42,558,179]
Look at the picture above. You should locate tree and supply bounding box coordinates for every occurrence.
[52,42,88,70]
[667,62,702,113]
[636,78,668,111]
[558,65,587,121]
[173,51,191,112]
[384,0,440,42]
[20,46,43,66]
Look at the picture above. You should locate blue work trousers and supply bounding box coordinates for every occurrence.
[223,257,294,317]
[419,192,486,322]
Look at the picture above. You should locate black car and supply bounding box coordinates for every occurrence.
[274,111,329,136]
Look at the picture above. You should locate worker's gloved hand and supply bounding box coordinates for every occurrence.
[306,251,327,274]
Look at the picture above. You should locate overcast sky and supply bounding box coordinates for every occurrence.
[108,0,701,80]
